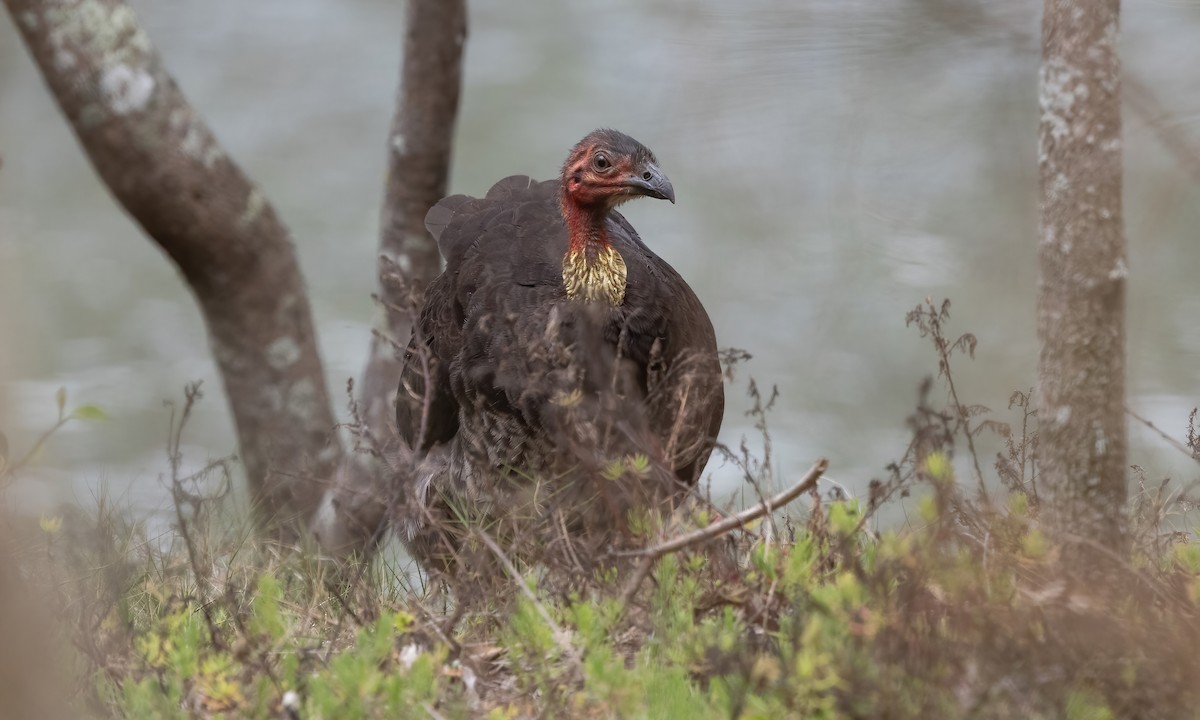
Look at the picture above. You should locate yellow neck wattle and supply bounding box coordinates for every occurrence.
[562,244,627,306]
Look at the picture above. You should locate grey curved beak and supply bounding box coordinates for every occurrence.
[626,163,675,204]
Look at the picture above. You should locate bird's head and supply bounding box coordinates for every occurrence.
[560,129,675,215]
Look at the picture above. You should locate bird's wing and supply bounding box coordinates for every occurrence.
[395,274,460,452]
[484,174,539,201]
[606,214,726,484]
[442,180,579,428]
[401,177,567,453]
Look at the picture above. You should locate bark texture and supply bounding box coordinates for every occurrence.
[312,0,466,555]
[4,0,340,529]
[1036,0,1128,548]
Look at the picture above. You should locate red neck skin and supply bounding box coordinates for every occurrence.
[560,188,611,255]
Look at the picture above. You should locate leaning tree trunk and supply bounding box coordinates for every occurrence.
[312,0,466,556]
[1036,0,1128,549]
[4,0,341,532]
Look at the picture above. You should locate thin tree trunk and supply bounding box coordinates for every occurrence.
[4,0,341,531]
[312,0,466,555]
[1036,0,1128,548]
[363,0,465,444]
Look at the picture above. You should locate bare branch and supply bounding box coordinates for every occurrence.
[1125,405,1199,464]
[166,384,225,650]
[611,458,829,560]
[3,0,342,530]
[1123,75,1200,188]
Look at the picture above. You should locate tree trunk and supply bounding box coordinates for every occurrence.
[4,0,341,532]
[311,0,466,555]
[1036,0,1128,548]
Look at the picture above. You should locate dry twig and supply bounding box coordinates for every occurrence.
[614,458,829,561]
[476,528,584,672]
[1125,405,1199,464]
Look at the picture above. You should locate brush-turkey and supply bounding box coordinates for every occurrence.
[395,129,724,570]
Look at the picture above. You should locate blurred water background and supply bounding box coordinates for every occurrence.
[1,0,1198,525]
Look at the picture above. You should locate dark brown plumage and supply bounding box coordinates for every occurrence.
[395,129,723,569]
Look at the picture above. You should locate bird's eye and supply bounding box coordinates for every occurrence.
[642,171,653,181]
[593,153,610,171]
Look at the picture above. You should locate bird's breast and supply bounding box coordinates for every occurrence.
[562,245,627,306]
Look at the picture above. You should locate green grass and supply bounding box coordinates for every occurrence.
[10,471,1200,720]
[8,301,1200,718]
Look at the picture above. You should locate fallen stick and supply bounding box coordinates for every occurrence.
[612,457,829,560]
[613,458,828,614]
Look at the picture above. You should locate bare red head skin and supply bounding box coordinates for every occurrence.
[559,129,675,253]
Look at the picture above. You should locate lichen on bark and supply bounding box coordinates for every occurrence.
[5,0,343,533]
[1036,0,1128,550]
